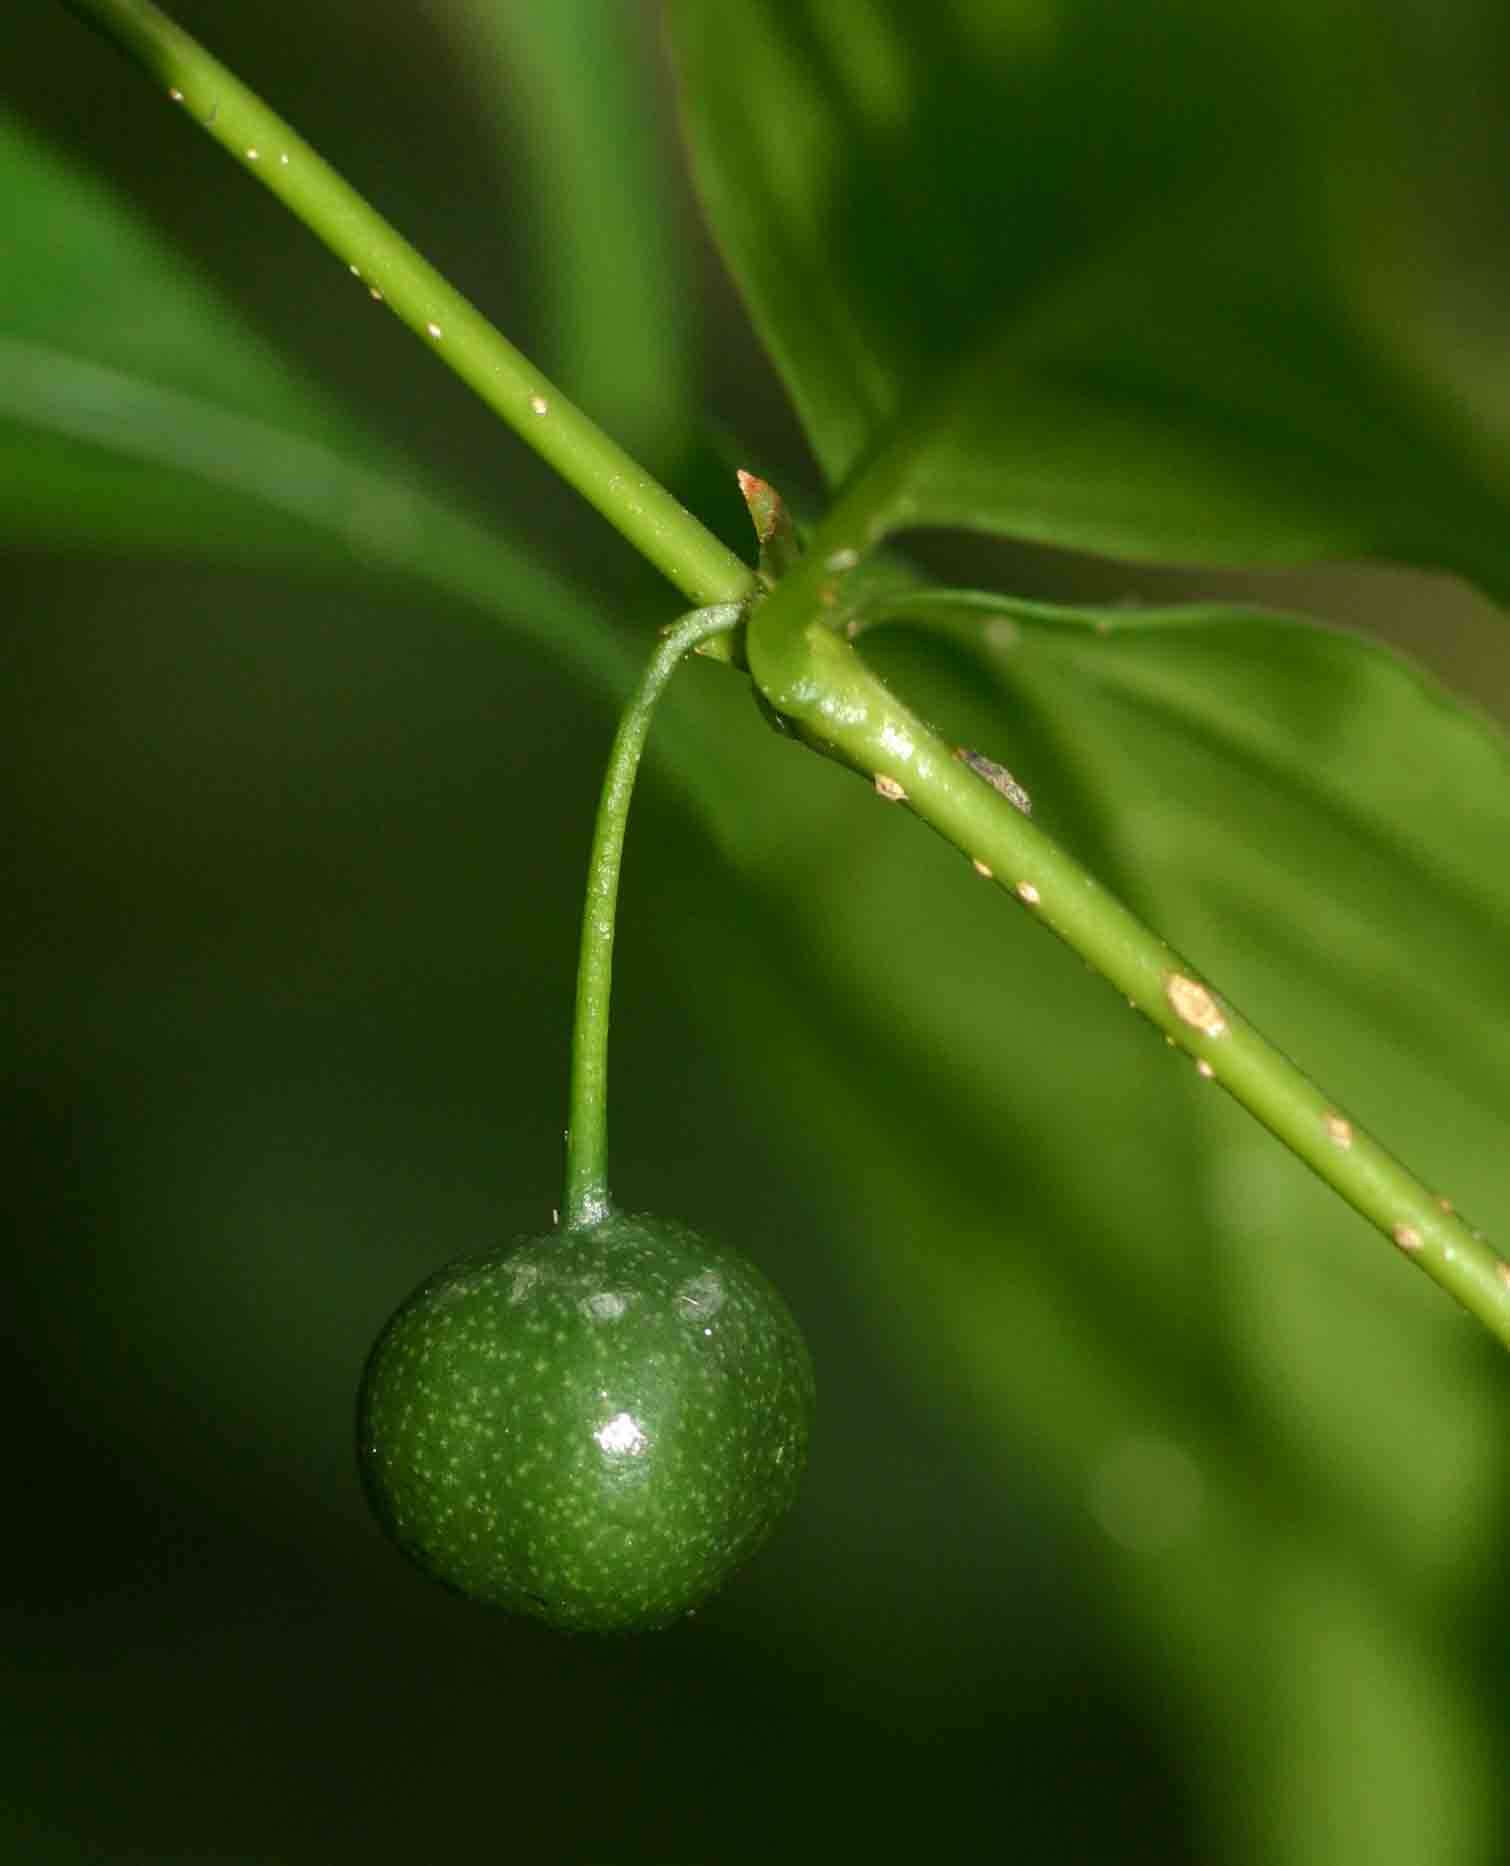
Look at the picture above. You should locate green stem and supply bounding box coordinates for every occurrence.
[746,509,1510,1350]
[564,603,743,1231]
[52,0,1510,1346]
[57,0,756,615]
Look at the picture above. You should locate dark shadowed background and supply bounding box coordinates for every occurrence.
[4,2,1507,1861]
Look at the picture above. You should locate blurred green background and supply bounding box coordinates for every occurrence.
[4,2,1507,1861]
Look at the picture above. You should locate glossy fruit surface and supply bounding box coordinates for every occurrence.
[358,1212,815,1632]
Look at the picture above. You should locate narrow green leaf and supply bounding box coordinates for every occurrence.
[0,108,348,439]
[0,110,624,693]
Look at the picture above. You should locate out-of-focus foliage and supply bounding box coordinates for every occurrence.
[2,2,1507,1864]
[451,0,699,467]
[682,600,1510,1863]
[0,100,623,693]
[664,7,1510,1855]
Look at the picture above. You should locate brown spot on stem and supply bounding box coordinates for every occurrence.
[1324,1113,1354,1149]
[873,773,906,802]
[1016,881,1040,906]
[1392,1224,1423,1254]
[1165,973,1227,1037]
[972,859,993,879]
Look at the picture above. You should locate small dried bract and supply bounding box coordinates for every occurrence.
[956,746,1031,815]
[736,469,800,583]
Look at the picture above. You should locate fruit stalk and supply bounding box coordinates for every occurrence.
[564,603,743,1230]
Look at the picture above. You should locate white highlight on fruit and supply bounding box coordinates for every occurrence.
[426,321,443,339]
[880,722,914,761]
[529,394,549,416]
[676,1271,726,1320]
[595,1412,648,1456]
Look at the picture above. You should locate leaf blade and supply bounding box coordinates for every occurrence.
[668,0,1510,597]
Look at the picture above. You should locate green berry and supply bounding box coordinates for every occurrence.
[358,1212,815,1632]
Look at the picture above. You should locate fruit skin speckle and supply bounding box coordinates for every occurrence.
[358,1213,815,1633]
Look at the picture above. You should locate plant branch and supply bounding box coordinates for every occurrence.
[746,505,1510,1350]
[565,603,744,1232]
[58,0,757,616]
[53,0,1510,1346]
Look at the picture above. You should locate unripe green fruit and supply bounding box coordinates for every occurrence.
[358,1212,815,1632]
